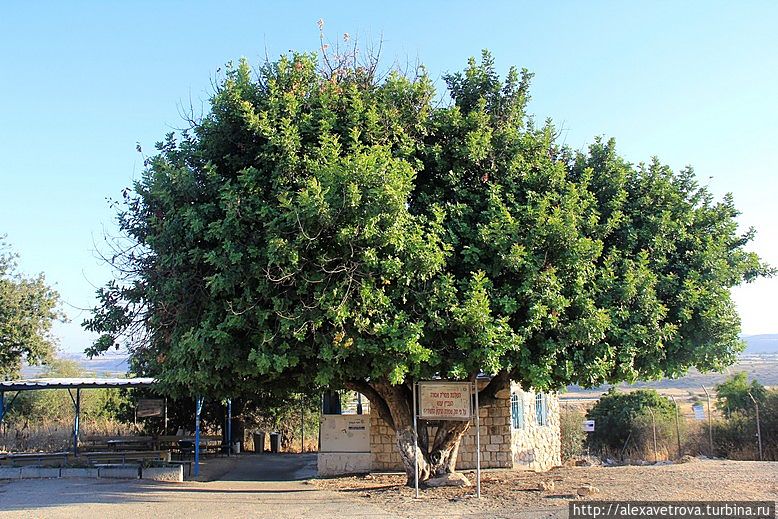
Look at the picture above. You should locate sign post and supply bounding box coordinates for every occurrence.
[692,403,706,421]
[474,381,481,499]
[582,419,595,457]
[701,385,714,456]
[413,381,419,499]
[414,381,479,498]
[418,382,473,420]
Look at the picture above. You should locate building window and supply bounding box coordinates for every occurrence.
[535,393,547,426]
[511,392,524,429]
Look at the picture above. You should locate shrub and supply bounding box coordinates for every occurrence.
[586,388,676,460]
[715,372,766,417]
[712,388,778,461]
[560,405,588,461]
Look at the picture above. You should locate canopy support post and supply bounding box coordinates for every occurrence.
[71,388,81,455]
[1,392,19,425]
[194,397,203,477]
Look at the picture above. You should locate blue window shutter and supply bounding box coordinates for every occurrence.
[511,392,524,429]
[535,393,547,426]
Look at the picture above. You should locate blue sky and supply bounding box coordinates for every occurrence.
[1,1,776,355]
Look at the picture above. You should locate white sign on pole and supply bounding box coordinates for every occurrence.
[418,382,472,421]
[582,419,595,432]
[692,403,706,421]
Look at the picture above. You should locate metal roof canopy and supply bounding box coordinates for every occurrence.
[0,377,226,477]
[0,377,155,391]
[0,377,157,458]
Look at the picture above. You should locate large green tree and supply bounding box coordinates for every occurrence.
[0,238,62,378]
[86,48,770,482]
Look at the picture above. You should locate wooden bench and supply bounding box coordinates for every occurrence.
[80,450,171,465]
[0,452,72,467]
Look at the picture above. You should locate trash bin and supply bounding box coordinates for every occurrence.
[269,432,280,453]
[253,432,266,453]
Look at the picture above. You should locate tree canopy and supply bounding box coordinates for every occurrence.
[85,47,771,480]
[715,372,766,416]
[0,237,62,378]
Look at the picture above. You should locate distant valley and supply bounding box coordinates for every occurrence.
[19,335,778,388]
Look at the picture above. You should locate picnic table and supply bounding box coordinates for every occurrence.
[158,435,221,448]
[82,434,222,458]
[81,435,154,452]
[105,437,154,451]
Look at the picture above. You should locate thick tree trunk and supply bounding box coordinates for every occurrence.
[346,371,510,487]
[394,419,470,484]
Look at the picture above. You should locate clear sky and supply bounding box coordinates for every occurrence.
[1,1,776,356]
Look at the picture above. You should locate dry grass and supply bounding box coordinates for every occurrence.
[0,418,135,453]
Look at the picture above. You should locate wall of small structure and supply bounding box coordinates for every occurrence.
[369,387,513,471]
[509,383,562,471]
[369,385,561,472]
[318,414,372,476]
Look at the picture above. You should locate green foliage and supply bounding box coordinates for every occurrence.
[712,412,755,459]
[712,378,776,461]
[586,388,675,456]
[85,47,771,402]
[0,237,63,378]
[715,372,766,416]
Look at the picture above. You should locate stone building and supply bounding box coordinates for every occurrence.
[318,382,561,476]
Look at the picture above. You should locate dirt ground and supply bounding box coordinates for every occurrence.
[313,458,778,518]
[1,457,776,518]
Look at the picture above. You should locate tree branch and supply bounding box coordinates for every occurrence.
[344,380,395,429]
[477,370,511,407]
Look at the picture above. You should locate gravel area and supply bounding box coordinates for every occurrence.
[313,458,778,518]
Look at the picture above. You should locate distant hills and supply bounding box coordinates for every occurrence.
[21,352,130,378]
[743,334,778,354]
[15,334,777,379]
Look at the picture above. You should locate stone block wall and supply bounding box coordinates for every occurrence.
[509,383,561,471]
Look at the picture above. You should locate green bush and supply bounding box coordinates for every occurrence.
[586,388,676,460]
[712,388,778,461]
[715,372,766,417]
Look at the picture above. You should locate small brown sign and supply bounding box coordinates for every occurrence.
[418,382,472,421]
[137,399,164,417]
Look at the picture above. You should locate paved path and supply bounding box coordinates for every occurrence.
[0,455,397,518]
[210,453,318,481]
